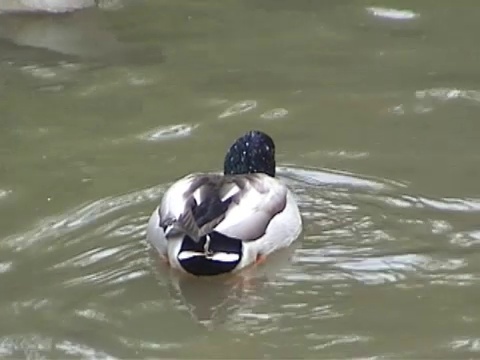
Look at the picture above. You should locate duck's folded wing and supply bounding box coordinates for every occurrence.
[214,174,287,241]
[158,173,239,241]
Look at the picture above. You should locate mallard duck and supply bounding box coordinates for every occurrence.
[146,130,302,276]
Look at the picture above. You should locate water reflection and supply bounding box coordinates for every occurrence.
[0,0,96,14]
[0,2,161,65]
[161,244,298,327]
[0,12,116,60]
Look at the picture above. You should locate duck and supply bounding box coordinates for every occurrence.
[146,130,302,276]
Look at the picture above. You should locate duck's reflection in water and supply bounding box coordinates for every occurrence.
[153,243,300,328]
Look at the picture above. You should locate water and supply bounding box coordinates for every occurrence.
[1,0,480,358]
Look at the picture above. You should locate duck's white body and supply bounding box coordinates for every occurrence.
[147,172,302,276]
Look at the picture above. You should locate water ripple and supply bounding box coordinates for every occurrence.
[277,164,480,294]
[260,108,288,120]
[378,194,480,213]
[449,338,480,352]
[308,334,371,351]
[0,189,11,200]
[55,341,116,359]
[138,124,198,142]
[3,184,163,251]
[366,7,420,20]
[416,88,480,104]
[280,166,404,191]
[218,100,257,119]
[63,267,148,287]
[0,262,13,273]
[0,163,478,358]
[0,335,54,358]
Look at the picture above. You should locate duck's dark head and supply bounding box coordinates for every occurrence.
[223,130,276,177]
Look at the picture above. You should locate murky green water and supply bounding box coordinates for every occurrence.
[1,0,480,358]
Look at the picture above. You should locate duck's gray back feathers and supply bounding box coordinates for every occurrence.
[159,173,287,242]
